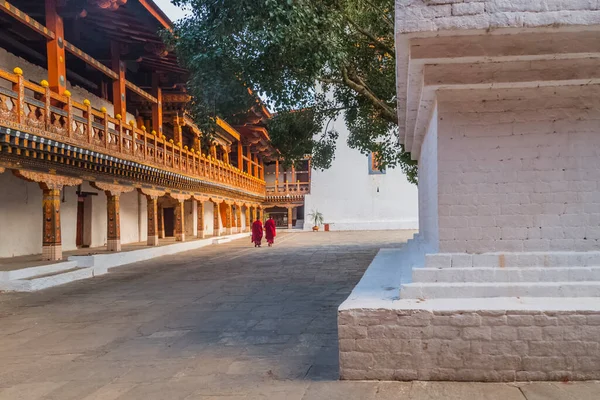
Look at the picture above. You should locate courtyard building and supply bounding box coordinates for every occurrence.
[339,0,600,382]
[0,0,286,290]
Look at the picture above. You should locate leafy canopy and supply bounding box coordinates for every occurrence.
[166,0,417,183]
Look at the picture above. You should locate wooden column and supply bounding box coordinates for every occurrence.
[225,204,233,235]
[246,146,252,175]
[145,196,159,246]
[158,205,165,238]
[45,0,66,95]
[237,142,243,170]
[260,159,265,180]
[223,146,230,164]
[173,116,183,144]
[106,193,121,251]
[111,41,126,118]
[236,206,242,233]
[245,206,251,232]
[258,207,264,222]
[152,73,163,137]
[275,159,279,193]
[197,201,205,238]
[41,185,62,260]
[253,154,259,177]
[213,201,220,236]
[174,200,185,242]
[287,207,294,230]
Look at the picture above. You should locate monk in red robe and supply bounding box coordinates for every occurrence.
[251,219,263,247]
[264,217,276,247]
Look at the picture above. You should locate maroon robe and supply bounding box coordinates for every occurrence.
[264,218,276,244]
[251,220,263,246]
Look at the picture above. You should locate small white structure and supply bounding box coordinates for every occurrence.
[339,0,600,382]
[304,114,419,231]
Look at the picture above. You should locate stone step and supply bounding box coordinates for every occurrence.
[400,281,600,299]
[413,266,600,283]
[0,260,78,281]
[0,267,98,292]
[425,252,600,269]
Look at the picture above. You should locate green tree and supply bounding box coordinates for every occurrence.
[165,0,417,183]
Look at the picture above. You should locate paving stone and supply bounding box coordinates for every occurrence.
[0,232,598,398]
[519,382,600,400]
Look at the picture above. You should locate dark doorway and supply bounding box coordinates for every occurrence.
[76,197,85,247]
[164,207,175,237]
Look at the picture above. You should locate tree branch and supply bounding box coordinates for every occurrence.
[344,15,395,56]
[340,66,397,124]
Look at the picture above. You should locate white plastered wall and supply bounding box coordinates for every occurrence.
[437,85,600,253]
[304,114,419,231]
[418,104,439,251]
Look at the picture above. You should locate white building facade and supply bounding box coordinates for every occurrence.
[303,114,419,231]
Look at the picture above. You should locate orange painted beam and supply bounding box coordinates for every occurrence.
[152,73,163,136]
[138,0,173,30]
[1,1,54,39]
[111,41,126,118]
[45,0,66,94]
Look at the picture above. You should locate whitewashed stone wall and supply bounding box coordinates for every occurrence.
[436,85,600,253]
[417,105,439,250]
[396,0,600,33]
[339,308,600,381]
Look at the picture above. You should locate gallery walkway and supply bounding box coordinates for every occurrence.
[0,231,597,399]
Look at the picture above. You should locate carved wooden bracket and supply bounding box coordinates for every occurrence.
[169,193,192,202]
[13,170,82,190]
[193,194,210,203]
[139,188,166,200]
[92,182,135,196]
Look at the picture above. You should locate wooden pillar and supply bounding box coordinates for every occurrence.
[253,155,259,177]
[223,146,230,164]
[236,206,242,233]
[146,196,159,246]
[287,207,294,230]
[237,142,243,170]
[210,144,217,159]
[173,115,183,145]
[197,201,205,238]
[158,205,165,239]
[275,159,279,193]
[40,184,62,260]
[174,200,185,241]
[246,146,252,175]
[258,207,264,222]
[225,204,233,235]
[111,41,126,118]
[213,201,220,236]
[245,206,251,232]
[106,193,121,251]
[260,159,265,180]
[45,0,66,95]
[152,73,163,137]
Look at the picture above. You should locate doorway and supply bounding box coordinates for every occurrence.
[163,207,175,237]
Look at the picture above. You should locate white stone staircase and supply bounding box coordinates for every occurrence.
[400,251,600,299]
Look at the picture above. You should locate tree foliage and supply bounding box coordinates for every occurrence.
[165,0,418,184]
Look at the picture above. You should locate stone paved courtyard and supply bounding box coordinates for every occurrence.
[0,231,598,399]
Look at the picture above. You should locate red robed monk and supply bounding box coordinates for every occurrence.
[251,218,263,247]
[264,216,276,247]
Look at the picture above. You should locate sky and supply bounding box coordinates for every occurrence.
[153,0,190,22]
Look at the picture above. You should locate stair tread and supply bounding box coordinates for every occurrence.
[404,281,600,287]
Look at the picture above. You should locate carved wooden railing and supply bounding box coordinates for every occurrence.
[266,182,310,195]
[0,67,266,197]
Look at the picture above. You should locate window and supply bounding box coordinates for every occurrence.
[368,152,385,175]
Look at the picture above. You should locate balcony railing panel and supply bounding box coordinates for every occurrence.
[0,68,265,197]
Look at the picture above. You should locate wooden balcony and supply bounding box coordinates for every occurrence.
[0,67,266,197]
[265,182,310,203]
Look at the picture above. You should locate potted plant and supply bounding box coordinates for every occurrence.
[308,210,324,231]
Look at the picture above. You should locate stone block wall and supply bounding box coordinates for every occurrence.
[339,308,600,381]
[435,85,600,253]
[396,0,600,33]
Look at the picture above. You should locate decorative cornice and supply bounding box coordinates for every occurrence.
[13,169,82,190]
[170,193,192,202]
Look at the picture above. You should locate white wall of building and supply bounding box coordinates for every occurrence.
[418,105,439,250]
[437,86,600,253]
[303,114,419,231]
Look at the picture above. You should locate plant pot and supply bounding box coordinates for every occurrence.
[312,226,319,231]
